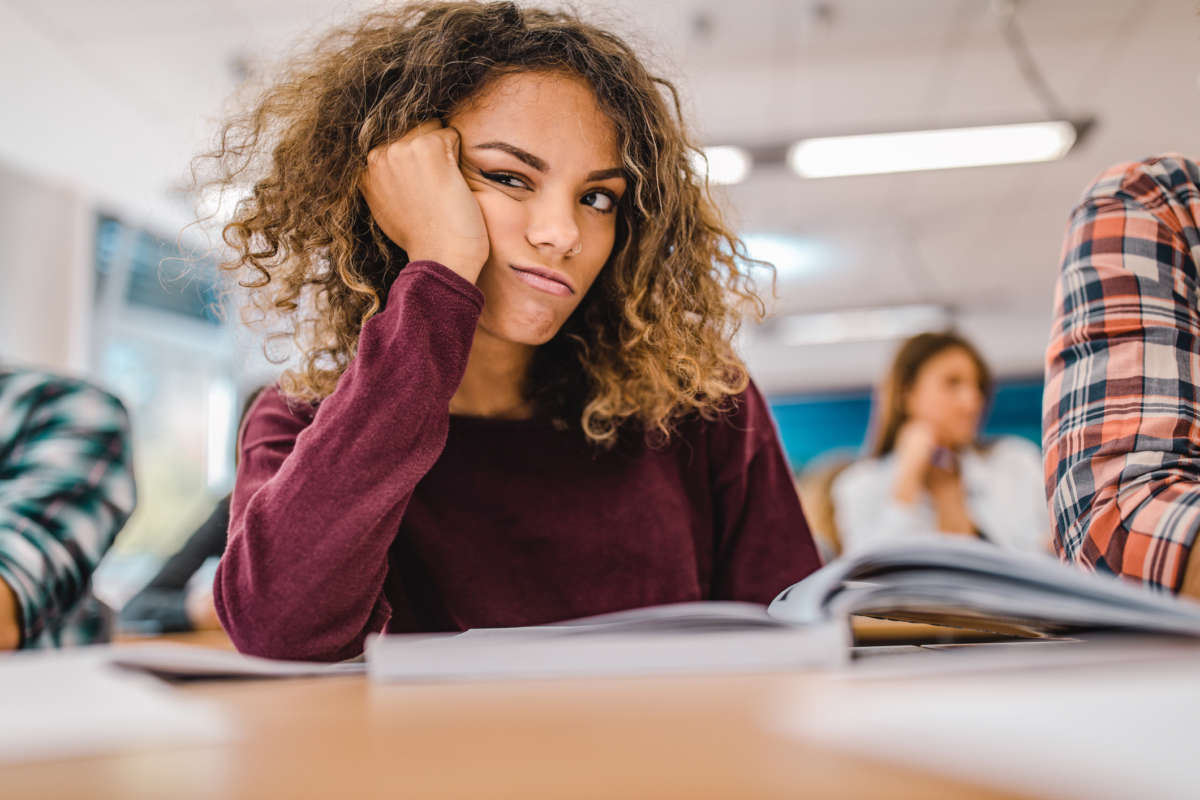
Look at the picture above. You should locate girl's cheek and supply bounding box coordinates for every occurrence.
[482,196,526,236]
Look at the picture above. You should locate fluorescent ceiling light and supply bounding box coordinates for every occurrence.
[786,121,1077,178]
[693,145,752,185]
[776,304,951,347]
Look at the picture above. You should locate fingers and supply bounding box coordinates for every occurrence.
[355,118,488,280]
[401,119,444,142]
[366,124,461,174]
[423,126,462,167]
[440,125,463,161]
[365,120,448,162]
[394,122,457,156]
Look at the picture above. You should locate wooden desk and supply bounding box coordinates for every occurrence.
[2,654,1029,799]
[852,616,1018,645]
[117,616,1013,652]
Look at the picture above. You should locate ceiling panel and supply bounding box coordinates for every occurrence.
[3,0,246,40]
[3,0,1197,388]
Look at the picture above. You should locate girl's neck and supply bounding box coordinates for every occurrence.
[449,326,536,419]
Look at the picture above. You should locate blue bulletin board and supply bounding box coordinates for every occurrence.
[768,378,1044,471]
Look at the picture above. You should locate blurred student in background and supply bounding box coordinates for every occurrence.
[0,366,135,648]
[833,332,1049,555]
[1044,155,1200,597]
[119,496,226,634]
[120,386,266,635]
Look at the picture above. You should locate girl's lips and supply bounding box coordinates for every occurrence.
[509,265,575,297]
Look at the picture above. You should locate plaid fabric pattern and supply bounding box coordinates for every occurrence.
[0,369,135,647]
[1044,154,1200,592]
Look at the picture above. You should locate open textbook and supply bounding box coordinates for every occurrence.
[767,537,1200,636]
[113,538,1200,681]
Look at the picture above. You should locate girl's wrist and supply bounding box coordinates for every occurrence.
[0,577,21,650]
[891,473,924,505]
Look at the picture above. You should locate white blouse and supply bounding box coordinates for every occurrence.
[830,436,1051,555]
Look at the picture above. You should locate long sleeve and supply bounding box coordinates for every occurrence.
[707,382,822,603]
[832,458,939,554]
[0,372,135,647]
[1044,156,1200,592]
[120,495,230,634]
[214,261,484,660]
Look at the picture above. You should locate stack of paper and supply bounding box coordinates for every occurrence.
[0,648,231,764]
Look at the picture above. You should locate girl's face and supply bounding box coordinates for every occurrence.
[903,347,985,448]
[449,70,626,346]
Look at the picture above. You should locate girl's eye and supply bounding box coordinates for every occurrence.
[582,191,617,213]
[480,171,528,190]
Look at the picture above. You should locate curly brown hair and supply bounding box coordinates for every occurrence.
[203,1,767,445]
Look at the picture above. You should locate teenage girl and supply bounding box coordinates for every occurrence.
[207,2,821,661]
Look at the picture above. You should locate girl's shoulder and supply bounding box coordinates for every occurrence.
[830,454,891,497]
[648,379,782,481]
[687,378,777,450]
[976,435,1042,467]
[239,385,319,447]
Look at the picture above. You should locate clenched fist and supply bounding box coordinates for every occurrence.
[359,120,490,283]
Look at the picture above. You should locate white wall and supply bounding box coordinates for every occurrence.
[0,2,188,229]
[0,161,93,373]
[742,305,1054,395]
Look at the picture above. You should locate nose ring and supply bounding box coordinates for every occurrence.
[567,243,582,257]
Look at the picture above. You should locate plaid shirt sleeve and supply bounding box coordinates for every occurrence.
[0,370,136,646]
[1044,154,1200,592]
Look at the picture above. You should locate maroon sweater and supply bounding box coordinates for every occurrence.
[214,261,820,661]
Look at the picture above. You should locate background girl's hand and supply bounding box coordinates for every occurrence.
[359,120,490,283]
[891,420,939,504]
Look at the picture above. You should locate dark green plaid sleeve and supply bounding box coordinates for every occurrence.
[0,370,136,647]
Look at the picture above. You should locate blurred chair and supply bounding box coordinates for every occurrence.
[794,452,856,561]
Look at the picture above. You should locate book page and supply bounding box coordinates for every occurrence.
[773,640,1200,800]
[369,622,849,682]
[0,648,231,764]
[769,537,1200,635]
[110,642,367,680]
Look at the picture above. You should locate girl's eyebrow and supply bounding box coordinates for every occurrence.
[473,141,625,182]
[586,168,625,182]
[473,141,547,172]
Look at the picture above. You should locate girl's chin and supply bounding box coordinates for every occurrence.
[942,431,977,449]
[478,308,564,347]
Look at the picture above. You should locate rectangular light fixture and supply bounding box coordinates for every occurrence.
[775,304,952,347]
[692,145,752,185]
[786,121,1079,179]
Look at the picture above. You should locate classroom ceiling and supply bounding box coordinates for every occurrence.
[2,0,1198,392]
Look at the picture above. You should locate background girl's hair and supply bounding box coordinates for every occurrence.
[201,1,769,445]
[867,330,993,457]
